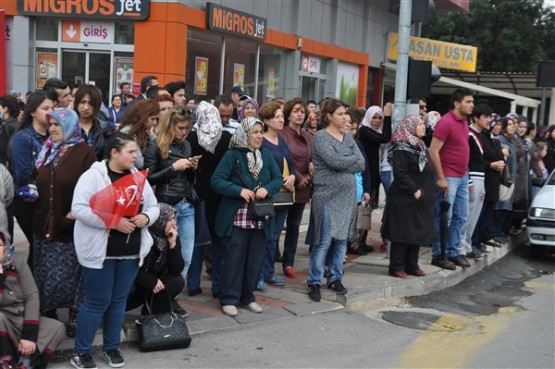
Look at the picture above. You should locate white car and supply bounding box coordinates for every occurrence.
[527,170,555,256]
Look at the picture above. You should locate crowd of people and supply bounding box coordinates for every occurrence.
[0,77,553,369]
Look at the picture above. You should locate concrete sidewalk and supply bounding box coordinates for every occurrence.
[12,206,523,352]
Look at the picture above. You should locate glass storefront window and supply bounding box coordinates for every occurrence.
[257,45,287,104]
[186,29,222,99]
[36,18,58,41]
[223,36,258,98]
[115,22,134,44]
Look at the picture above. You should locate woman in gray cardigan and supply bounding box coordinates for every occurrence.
[306,99,365,302]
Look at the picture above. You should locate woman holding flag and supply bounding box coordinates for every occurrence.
[70,132,159,369]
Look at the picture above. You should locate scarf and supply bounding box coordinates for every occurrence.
[361,105,384,131]
[229,117,264,179]
[148,203,175,274]
[389,115,427,172]
[195,101,222,153]
[35,109,84,168]
[0,227,14,269]
[239,98,259,121]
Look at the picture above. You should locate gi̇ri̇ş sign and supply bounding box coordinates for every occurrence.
[388,32,477,72]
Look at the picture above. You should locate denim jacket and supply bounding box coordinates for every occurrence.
[9,125,48,189]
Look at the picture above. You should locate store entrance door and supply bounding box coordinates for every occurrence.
[62,50,111,104]
[300,75,326,102]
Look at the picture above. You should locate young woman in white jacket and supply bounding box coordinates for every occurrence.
[70,132,159,369]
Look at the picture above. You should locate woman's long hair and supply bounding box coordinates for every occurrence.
[18,91,50,131]
[156,106,192,159]
[117,99,160,150]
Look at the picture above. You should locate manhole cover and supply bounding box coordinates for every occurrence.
[381,311,466,331]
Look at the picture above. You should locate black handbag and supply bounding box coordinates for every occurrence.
[272,191,294,208]
[135,297,192,352]
[190,187,212,246]
[233,151,275,221]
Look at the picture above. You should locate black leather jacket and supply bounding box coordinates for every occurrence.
[144,138,195,205]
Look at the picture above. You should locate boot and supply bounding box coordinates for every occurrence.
[66,309,78,338]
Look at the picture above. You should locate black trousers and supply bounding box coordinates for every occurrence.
[126,274,185,314]
[389,242,420,273]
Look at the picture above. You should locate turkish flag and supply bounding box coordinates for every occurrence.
[89,170,148,229]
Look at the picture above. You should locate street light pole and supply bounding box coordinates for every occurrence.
[393,0,412,130]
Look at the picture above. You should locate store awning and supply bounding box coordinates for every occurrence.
[383,62,541,109]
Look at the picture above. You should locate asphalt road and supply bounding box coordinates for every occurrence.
[49,246,554,369]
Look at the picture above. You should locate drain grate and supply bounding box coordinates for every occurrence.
[381,311,466,331]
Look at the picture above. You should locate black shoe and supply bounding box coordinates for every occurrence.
[347,247,368,255]
[494,236,509,244]
[188,287,203,296]
[71,353,98,369]
[359,244,375,253]
[476,243,489,253]
[308,284,321,302]
[212,291,221,299]
[431,257,456,270]
[327,280,348,294]
[172,300,189,318]
[484,239,503,248]
[103,349,124,368]
[466,250,483,260]
[448,255,471,268]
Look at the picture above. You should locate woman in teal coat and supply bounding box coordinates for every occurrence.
[210,117,282,317]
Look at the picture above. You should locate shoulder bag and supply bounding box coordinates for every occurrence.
[273,158,295,208]
[232,151,275,221]
[135,296,192,352]
[356,203,372,230]
[498,166,514,202]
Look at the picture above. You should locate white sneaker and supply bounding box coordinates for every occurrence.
[247,302,263,313]
[222,305,238,317]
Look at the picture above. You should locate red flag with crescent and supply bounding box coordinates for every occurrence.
[89,169,148,229]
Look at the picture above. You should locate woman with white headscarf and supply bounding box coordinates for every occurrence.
[186,101,232,298]
[358,104,392,208]
[210,118,283,317]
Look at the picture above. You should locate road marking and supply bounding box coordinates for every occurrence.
[524,281,555,290]
[391,307,521,368]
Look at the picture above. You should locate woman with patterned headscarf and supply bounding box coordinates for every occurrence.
[382,115,435,279]
[32,108,97,337]
[126,203,186,316]
[186,101,232,298]
[210,117,283,317]
[0,227,66,369]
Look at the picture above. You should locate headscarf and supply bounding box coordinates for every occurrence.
[361,105,384,132]
[0,227,15,268]
[229,117,264,179]
[388,115,427,172]
[238,98,259,121]
[35,108,84,168]
[488,113,502,140]
[148,203,175,274]
[195,101,222,153]
[427,111,442,129]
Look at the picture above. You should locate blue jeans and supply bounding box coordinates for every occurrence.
[308,206,347,286]
[174,199,195,278]
[283,202,306,269]
[380,170,392,195]
[220,227,266,306]
[187,234,224,294]
[432,175,469,258]
[260,207,288,282]
[74,258,139,354]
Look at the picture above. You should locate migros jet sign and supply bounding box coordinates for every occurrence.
[18,0,150,20]
[206,3,266,42]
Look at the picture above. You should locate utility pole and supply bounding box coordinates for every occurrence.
[392,0,412,130]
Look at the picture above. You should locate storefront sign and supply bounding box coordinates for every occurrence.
[387,32,477,72]
[62,21,114,44]
[336,62,359,107]
[267,68,276,99]
[206,3,266,42]
[114,57,134,94]
[302,56,321,74]
[233,63,245,87]
[194,57,208,95]
[36,52,58,89]
[18,0,150,20]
